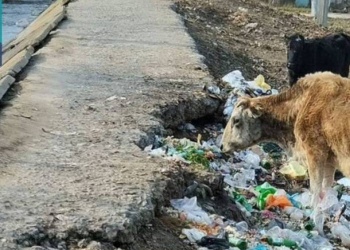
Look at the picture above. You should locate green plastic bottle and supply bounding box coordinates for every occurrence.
[304,219,315,231]
[228,237,248,250]
[267,237,299,249]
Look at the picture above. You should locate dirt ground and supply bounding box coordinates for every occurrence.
[2,0,350,249]
[174,0,349,89]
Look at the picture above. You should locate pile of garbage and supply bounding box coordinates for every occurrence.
[146,71,350,250]
[206,70,278,121]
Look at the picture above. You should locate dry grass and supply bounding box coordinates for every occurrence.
[328,18,350,33]
[277,4,310,14]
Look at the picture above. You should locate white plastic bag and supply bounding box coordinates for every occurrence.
[170,197,212,225]
[222,70,247,88]
[331,223,350,247]
[182,228,206,243]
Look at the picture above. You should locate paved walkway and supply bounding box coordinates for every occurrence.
[0,0,218,249]
[303,12,350,19]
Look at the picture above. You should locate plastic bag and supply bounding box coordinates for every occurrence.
[182,228,206,243]
[265,194,292,209]
[149,148,166,157]
[279,161,307,180]
[311,207,325,234]
[337,177,350,187]
[238,150,261,169]
[318,188,339,212]
[284,207,304,221]
[224,174,247,188]
[222,70,247,88]
[331,223,350,247]
[255,182,277,210]
[293,190,312,208]
[253,74,271,91]
[171,197,212,225]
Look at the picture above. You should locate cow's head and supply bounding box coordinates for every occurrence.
[286,34,305,85]
[221,97,263,153]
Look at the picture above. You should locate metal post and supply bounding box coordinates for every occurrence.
[311,0,318,17]
[316,0,330,27]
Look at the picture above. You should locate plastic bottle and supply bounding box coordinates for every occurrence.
[228,237,248,250]
[304,219,315,231]
[266,237,300,249]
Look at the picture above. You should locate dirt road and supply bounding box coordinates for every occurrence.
[0,0,219,249]
[175,0,349,89]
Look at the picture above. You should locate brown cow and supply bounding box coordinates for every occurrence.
[221,72,350,205]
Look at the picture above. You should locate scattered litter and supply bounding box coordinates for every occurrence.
[337,177,350,187]
[106,95,117,101]
[149,147,166,157]
[198,237,230,249]
[185,123,197,132]
[147,69,350,249]
[265,194,292,209]
[238,7,248,12]
[331,223,350,247]
[182,228,207,243]
[341,194,350,203]
[171,197,212,225]
[207,85,221,95]
[222,70,247,88]
[245,22,258,30]
[279,161,307,180]
[221,70,278,120]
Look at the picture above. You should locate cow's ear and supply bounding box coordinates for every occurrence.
[249,103,263,118]
[296,34,305,42]
[235,98,250,109]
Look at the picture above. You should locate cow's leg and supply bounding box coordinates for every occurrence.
[304,151,326,207]
[322,164,335,190]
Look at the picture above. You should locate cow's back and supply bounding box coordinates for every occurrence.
[292,33,350,84]
[295,72,350,158]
